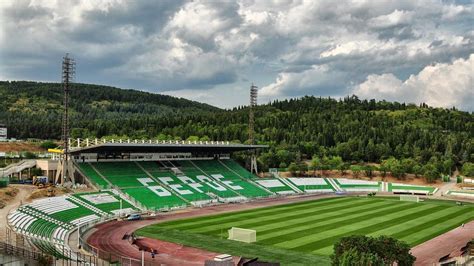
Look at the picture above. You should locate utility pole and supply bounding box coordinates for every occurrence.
[249,84,258,175]
[60,54,75,184]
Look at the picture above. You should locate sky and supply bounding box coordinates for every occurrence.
[0,0,473,110]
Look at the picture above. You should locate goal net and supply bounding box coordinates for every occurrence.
[400,195,419,202]
[228,227,256,243]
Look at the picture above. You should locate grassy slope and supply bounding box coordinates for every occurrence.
[137,197,474,265]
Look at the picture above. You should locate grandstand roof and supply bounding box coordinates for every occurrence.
[69,142,267,154]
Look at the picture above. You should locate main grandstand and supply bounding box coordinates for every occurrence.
[6,138,444,263]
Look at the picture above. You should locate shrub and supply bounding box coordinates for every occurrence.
[331,235,415,266]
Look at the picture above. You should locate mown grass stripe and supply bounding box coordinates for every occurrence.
[312,205,464,255]
[165,197,350,230]
[293,205,445,253]
[366,206,463,238]
[199,200,388,236]
[137,197,474,259]
[259,202,417,245]
[238,201,391,235]
[273,204,439,249]
[394,208,474,245]
[166,197,349,228]
[193,198,385,235]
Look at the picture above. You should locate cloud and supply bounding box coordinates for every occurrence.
[260,65,346,99]
[368,9,414,29]
[0,0,473,109]
[354,54,474,110]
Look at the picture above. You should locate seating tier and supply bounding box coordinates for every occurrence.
[253,178,297,194]
[77,163,109,188]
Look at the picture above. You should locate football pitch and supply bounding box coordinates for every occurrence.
[137,196,474,265]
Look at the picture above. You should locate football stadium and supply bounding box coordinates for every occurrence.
[4,138,473,265]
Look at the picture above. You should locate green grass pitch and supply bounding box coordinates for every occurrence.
[137,197,474,265]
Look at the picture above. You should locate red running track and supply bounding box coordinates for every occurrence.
[87,194,471,265]
[87,219,226,265]
[86,194,336,265]
[410,220,474,265]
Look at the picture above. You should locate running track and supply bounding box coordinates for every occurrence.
[86,194,473,265]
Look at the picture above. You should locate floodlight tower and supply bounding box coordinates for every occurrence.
[249,83,258,174]
[59,53,75,184]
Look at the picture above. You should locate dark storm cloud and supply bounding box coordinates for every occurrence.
[0,0,473,109]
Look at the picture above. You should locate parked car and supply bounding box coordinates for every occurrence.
[127,213,141,221]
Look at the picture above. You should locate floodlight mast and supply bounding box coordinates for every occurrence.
[61,53,75,184]
[249,83,258,174]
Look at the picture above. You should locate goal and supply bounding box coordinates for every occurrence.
[228,227,256,243]
[400,195,419,202]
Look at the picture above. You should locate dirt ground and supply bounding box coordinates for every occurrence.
[0,184,36,239]
[27,186,72,200]
[0,142,45,152]
[0,186,20,209]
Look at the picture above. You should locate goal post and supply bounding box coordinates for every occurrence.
[228,227,256,243]
[400,195,419,202]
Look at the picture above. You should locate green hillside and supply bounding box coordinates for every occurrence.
[0,81,472,178]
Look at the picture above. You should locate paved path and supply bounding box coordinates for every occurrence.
[411,220,474,265]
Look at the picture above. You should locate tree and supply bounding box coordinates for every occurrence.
[298,162,308,176]
[462,162,474,177]
[364,165,374,179]
[412,164,423,178]
[401,158,417,174]
[379,165,387,179]
[40,140,57,149]
[23,151,37,159]
[30,167,43,177]
[310,156,322,176]
[351,166,361,179]
[288,162,299,176]
[338,163,349,176]
[186,136,200,141]
[339,248,384,266]
[2,81,472,175]
[382,158,405,179]
[331,235,415,266]
[423,164,440,183]
[442,158,454,175]
[328,156,344,169]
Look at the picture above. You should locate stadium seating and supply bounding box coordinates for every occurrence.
[286,178,336,193]
[89,162,147,188]
[253,178,299,194]
[173,160,245,200]
[8,191,135,259]
[333,178,382,192]
[137,161,215,204]
[388,183,437,194]
[220,159,258,179]
[79,160,439,206]
[70,190,136,215]
[76,163,110,188]
[122,187,187,210]
[192,160,272,198]
[446,190,474,198]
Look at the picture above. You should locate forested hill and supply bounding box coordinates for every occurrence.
[1,81,473,174]
[0,81,218,138]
